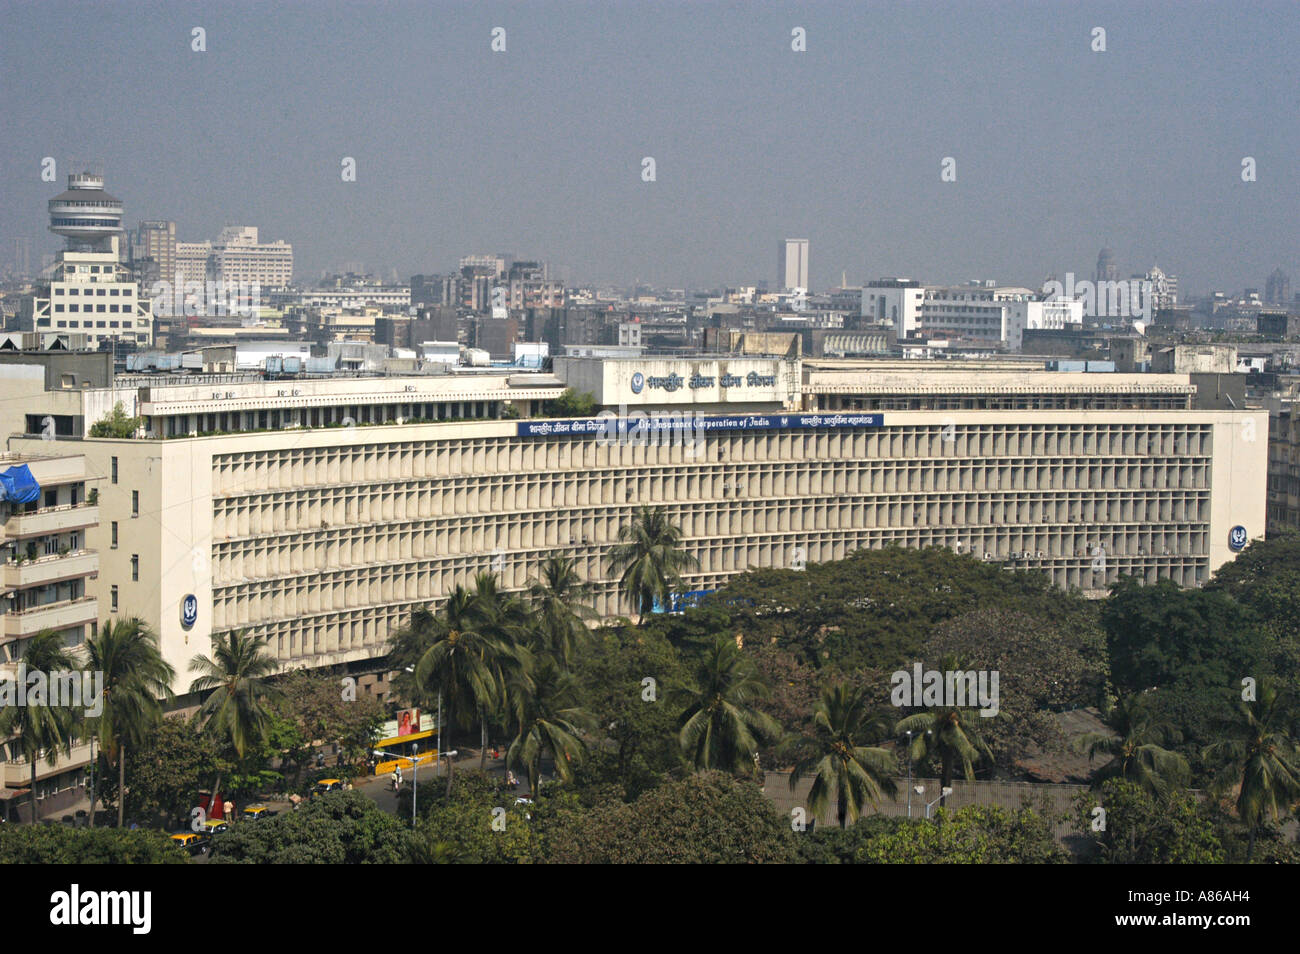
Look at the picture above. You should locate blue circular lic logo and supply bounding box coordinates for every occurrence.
[181,594,198,628]
[1228,526,1248,552]
[630,372,644,394]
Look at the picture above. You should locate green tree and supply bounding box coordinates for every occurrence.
[1203,681,1300,861]
[676,634,781,775]
[788,683,898,828]
[506,656,591,796]
[548,772,797,864]
[0,630,78,824]
[895,676,994,810]
[1206,530,1300,680]
[413,584,510,794]
[1078,694,1191,798]
[572,627,686,794]
[608,505,699,618]
[925,608,1108,771]
[714,545,1094,671]
[527,553,595,667]
[405,772,548,863]
[856,803,1068,864]
[0,825,189,864]
[124,714,228,828]
[1075,779,1224,864]
[273,668,385,782]
[84,617,175,827]
[1102,577,1265,695]
[188,630,281,810]
[209,790,410,864]
[544,388,596,417]
[462,572,533,769]
[88,401,144,438]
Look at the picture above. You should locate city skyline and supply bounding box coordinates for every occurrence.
[1,1,1297,297]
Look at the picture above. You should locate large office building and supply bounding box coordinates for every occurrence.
[208,226,293,288]
[3,354,1266,708]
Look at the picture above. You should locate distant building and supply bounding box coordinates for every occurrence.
[130,220,176,292]
[1259,313,1300,337]
[1266,269,1292,306]
[174,241,212,286]
[1095,248,1120,283]
[778,239,810,292]
[863,279,924,336]
[17,171,152,349]
[208,226,292,288]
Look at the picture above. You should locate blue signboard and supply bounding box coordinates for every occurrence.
[517,412,883,438]
[651,588,715,615]
[1228,526,1248,552]
[181,594,198,628]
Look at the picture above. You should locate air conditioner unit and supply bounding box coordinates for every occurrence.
[983,552,993,561]
[1036,551,1045,559]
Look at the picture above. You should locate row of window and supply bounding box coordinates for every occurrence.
[211,506,1212,592]
[211,424,1216,496]
[52,286,133,296]
[53,304,135,313]
[212,526,1213,651]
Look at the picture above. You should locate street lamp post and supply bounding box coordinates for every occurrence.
[88,734,96,829]
[374,745,421,829]
[925,787,954,819]
[904,730,913,817]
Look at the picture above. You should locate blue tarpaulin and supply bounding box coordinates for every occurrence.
[0,465,40,504]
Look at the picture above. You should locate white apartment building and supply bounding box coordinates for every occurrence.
[20,252,153,350]
[864,280,924,335]
[865,281,1082,347]
[0,452,99,822]
[4,356,1266,707]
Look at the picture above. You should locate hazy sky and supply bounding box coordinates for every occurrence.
[1,0,1296,295]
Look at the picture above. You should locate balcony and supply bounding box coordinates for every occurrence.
[4,550,98,590]
[3,741,94,787]
[2,504,97,541]
[2,597,97,639]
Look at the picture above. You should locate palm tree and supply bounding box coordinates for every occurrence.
[84,617,175,827]
[895,694,993,810]
[1077,694,1190,799]
[526,553,595,667]
[1204,681,1300,861]
[0,630,77,824]
[789,683,898,828]
[608,505,699,618]
[676,634,781,775]
[188,629,281,811]
[464,572,533,769]
[506,656,591,797]
[414,584,511,795]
